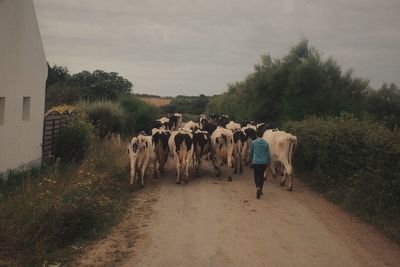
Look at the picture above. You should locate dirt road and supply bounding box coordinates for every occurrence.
[76,162,400,267]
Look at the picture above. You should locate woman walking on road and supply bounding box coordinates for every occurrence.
[250,129,271,199]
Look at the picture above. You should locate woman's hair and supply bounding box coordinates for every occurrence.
[256,129,264,138]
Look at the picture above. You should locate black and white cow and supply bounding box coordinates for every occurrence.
[128,134,156,187]
[240,120,256,127]
[232,129,246,174]
[199,113,208,130]
[183,120,200,131]
[208,113,219,125]
[168,129,194,184]
[149,120,163,131]
[151,128,171,174]
[256,122,274,134]
[263,130,297,191]
[226,120,241,131]
[169,113,183,131]
[218,115,230,127]
[192,130,211,177]
[156,117,170,129]
[211,127,234,181]
[201,121,218,136]
[242,125,257,165]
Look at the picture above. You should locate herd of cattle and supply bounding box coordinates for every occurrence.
[127,113,298,191]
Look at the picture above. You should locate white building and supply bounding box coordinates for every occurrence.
[0,0,47,175]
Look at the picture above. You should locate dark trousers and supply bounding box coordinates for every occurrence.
[253,164,267,191]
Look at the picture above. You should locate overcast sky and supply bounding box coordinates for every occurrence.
[33,0,400,96]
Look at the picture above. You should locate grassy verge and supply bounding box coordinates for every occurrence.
[0,140,132,266]
[284,116,400,243]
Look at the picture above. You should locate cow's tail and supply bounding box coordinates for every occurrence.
[288,135,297,172]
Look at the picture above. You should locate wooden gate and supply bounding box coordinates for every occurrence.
[42,110,72,162]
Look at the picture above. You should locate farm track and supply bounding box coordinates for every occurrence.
[76,161,400,267]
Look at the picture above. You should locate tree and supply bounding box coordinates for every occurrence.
[45,65,134,109]
[46,63,69,87]
[163,95,210,115]
[206,39,371,125]
[71,70,133,101]
[367,83,400,128]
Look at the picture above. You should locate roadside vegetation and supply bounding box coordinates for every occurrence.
[285,115,400,242]
[0,137,131,266]
[206,39,400,242]
[1,75,159,265]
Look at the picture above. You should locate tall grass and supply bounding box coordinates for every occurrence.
[0,140,131,266]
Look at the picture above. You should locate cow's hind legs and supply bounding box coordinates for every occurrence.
[280,165,286,186]
[195,160,201,177]
[140,169,146,187]
[130,169,136,186]
[287,173,294,191]
[183,160,189,184]
[227,159,233,182]
[176,162,181,184]
[281,160,293,190]
[280,174,286,187]
[153,159,158,178]
[234,157,239,174]
[215,157,221,177]
[216,166,221,177]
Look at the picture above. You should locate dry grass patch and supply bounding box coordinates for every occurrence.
[138,97,171,107]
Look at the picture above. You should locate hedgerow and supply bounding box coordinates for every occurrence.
[284,115,400,241]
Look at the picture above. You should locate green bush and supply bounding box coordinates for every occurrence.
[367,82,400,129]
[56,112,95,162]
[82,101,125,138]
[162,95,209,115]
[284,115,400,241]
[119,95,159,134]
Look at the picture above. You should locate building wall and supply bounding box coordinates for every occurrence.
[0,0,47,174]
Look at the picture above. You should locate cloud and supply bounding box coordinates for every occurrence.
[34,0,400,96]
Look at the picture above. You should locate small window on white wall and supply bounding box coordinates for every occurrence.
[0,97,5,125]
[22,97,31,121]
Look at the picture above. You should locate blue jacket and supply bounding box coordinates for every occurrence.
[251,138,271,165]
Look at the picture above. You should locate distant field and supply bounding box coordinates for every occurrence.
[138,96,171,107]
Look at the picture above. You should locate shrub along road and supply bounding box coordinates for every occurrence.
[76,161,400,267]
